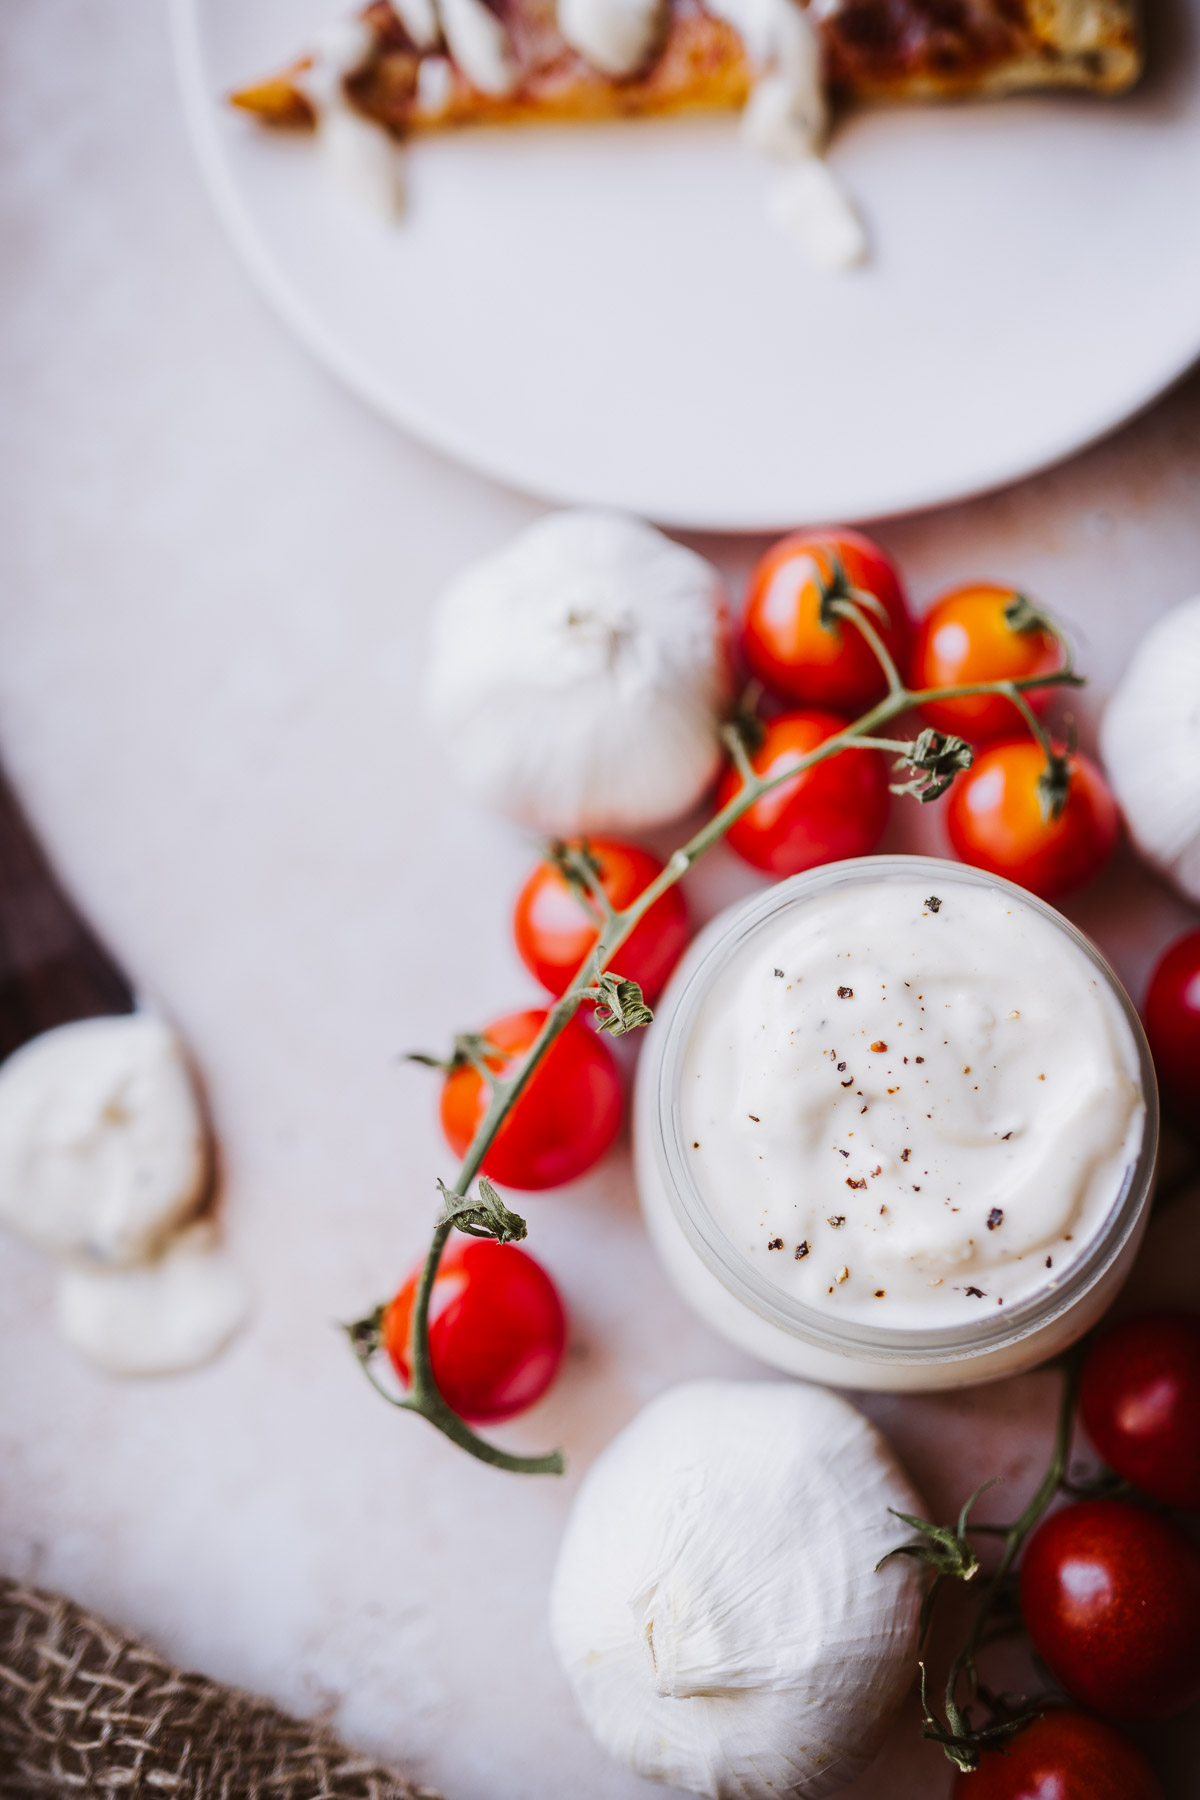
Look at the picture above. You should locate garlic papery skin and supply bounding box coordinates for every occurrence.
[550,1379,925,1799]
[0,1013,209,1266]
[55,1221,249,1377]
[427,511,732,835]
[1100,594,1200,903]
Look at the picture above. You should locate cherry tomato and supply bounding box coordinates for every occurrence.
[951,1709,1163,1800]
[945,739,1118,900]
[1143,928,1200,1129]
[1019,1498,1200,1719]
[383,1237,566,1424]
[439,1008,622,1191]
[1080,1312,1200,1509]
[913,584,1063,741]
[742,529,912,713]
[513,838,689,1006]
[717,710,889,877]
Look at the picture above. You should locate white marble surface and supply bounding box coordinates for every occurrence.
[1,4,1199,1797]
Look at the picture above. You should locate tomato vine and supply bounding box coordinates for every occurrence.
[345,569,1085,1476]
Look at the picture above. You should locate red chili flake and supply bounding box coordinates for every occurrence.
[871,1166,882,1177]
[748,1114,760,1122]
[987,1208,1003,1230]
[768,1237,784,1250]
[871,1041,888,1052]
[1045,1256,1053,1269]
[836,1061,846,1072]
[846,1177,866,1190]
[837,986,854,998]
[692,1141,700,1148]
[1002,1131,1013,1140]
[838,1148,850,1158]
[901,1148,911,1162]
[828,1215,846,1227]
[965,1286,986,1298]
[795,1241,810,1259]
[860,1105,869,1114]
[913,1185,921,1192]
[915,1056,925,1064]
[874,1289,886,1298]
[841,1078,853,1087]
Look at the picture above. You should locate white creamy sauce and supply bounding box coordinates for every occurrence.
[395,0,442,49]
[705,0,865,269]
[56,1221,249,1377]
[297,17,406,216]
[680,878,1144,1327]
[766,156,866,268]
[438,0,519,95]
[557,0,668,77]
[0,1013,209,1266]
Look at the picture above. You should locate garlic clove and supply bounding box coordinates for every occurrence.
[1100,593,1200,904]
[55,1221,249,1377]
[427,511,733,835]
[551,1378,925,1800]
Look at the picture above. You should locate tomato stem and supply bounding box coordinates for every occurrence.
[357,600,1088,1475]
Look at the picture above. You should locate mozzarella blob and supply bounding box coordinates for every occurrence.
[0,1013,209,1265]
[55,1222,249,1377]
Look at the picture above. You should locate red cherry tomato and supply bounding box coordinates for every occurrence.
[513,838,689,1006]
[742,529,912,713]
[951,1708,1163,1800]
[383,1237,566,1425]
[945,739,1118,900]
[1019,1499,1200,1719]
[1143,928,1200,1129]
[717,710,889,877]
[1080,1312,1200,1509]
[913,584,1063,741]
[439,1008,622,1191]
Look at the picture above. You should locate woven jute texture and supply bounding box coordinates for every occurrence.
[0,1577,440,1800]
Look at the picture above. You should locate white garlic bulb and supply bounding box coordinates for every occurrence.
[550,1379,926,1800]
[1100,594,1200,902]
[427,511,732,834]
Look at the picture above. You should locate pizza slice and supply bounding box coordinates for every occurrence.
[229,0,1140,267]
[231,0,1142,142]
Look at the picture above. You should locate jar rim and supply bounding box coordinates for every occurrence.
[651,855,1159,1366]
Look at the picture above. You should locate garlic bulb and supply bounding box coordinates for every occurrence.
[426,511,732,834]
[1100,594,1200,902]
[0,1013,209,1265]
[550,1379,925,1800]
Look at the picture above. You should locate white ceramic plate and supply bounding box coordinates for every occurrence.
[175,0,1200,529]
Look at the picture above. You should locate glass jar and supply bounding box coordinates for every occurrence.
[633,856,1159,1391]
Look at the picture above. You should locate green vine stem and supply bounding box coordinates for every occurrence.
[881,1354,1084,1770]
[348,581,1085,1475]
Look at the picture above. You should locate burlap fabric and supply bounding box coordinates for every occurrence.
[0,1577,440,1799]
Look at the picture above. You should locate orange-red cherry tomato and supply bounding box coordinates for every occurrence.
[951,1709,1163,1800]
[945,740,1118,899]
[513,838,689,1005]
[913,584,1062,741]
[741,529,912,713]
[384,1237,566,1425]
[718,710,889,877]
[439,1008,622,1191]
